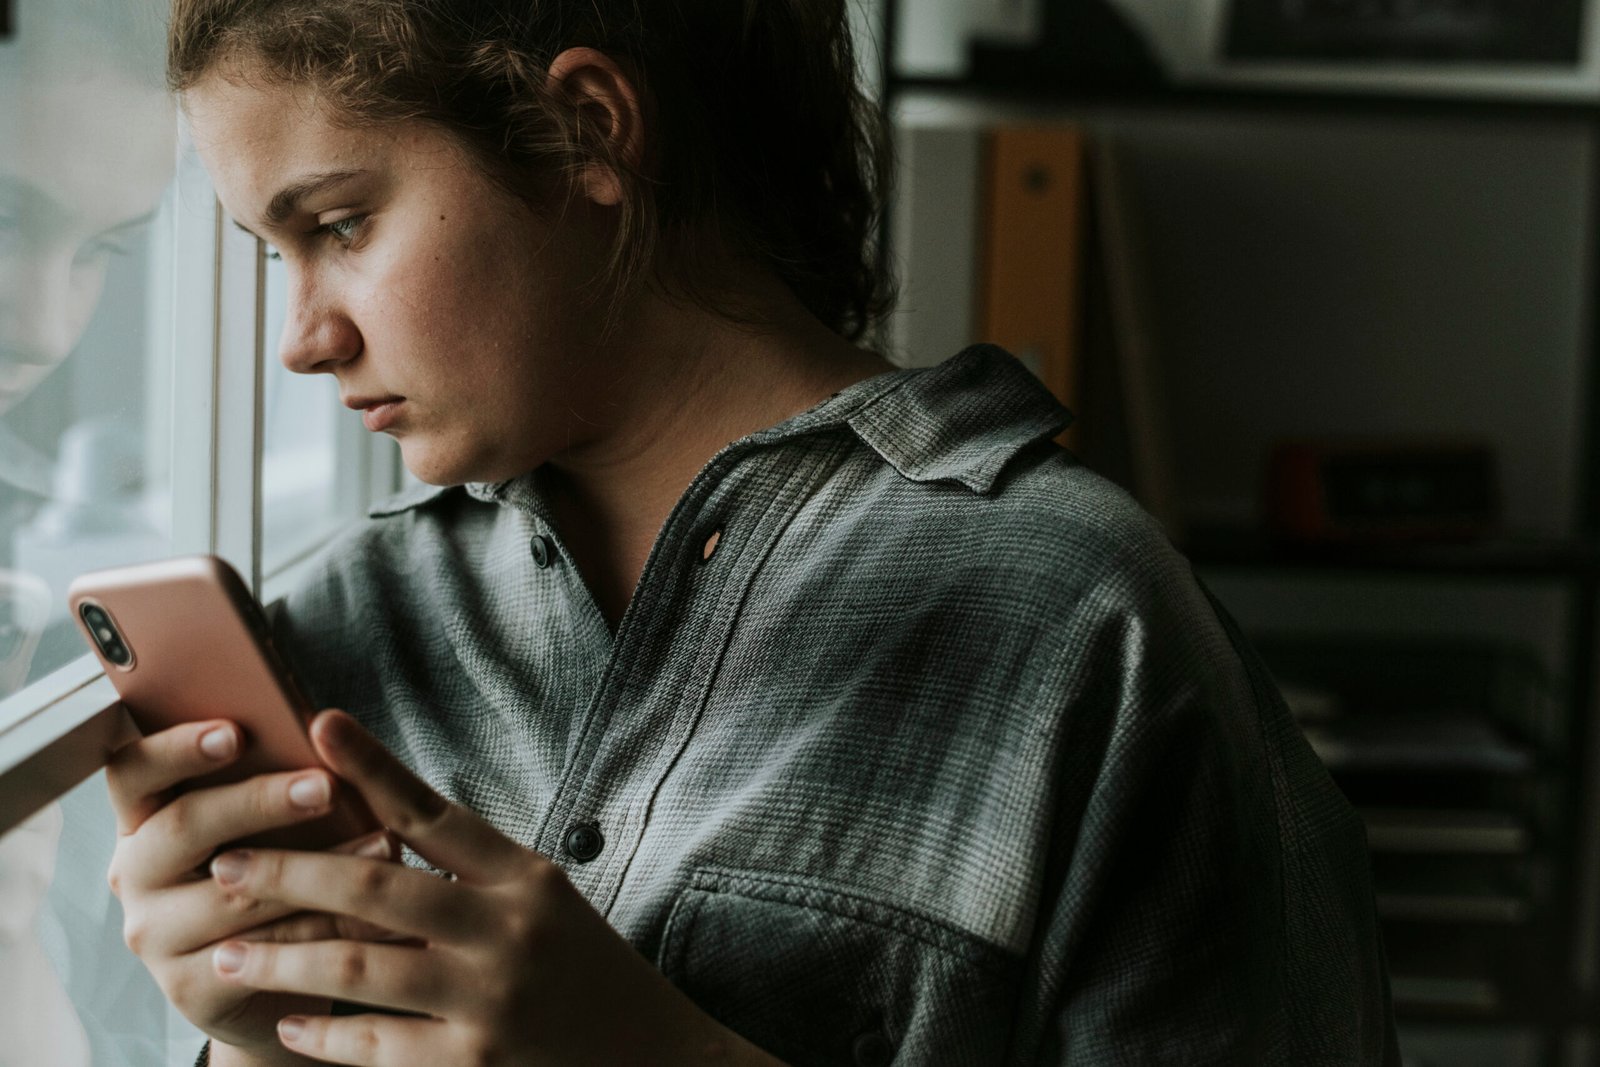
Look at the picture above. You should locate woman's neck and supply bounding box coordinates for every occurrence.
[538,278,891,628]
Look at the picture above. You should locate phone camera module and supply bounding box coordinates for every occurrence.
[79,603,133,668]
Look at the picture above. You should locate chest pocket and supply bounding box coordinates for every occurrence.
[657,867,1021,1067]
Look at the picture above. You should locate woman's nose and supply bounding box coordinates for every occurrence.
[277,290,362,375]
[0,252,99,376]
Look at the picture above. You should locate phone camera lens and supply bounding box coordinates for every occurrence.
[79,603,132,668]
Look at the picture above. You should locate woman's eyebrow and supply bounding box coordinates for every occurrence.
[254,168,369,232]
[100,210,160,236]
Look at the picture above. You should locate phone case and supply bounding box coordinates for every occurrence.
[67,555,376,849]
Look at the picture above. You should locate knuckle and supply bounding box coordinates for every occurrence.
[336,944,368,987]
[163,965,198,1012]
[352,1018,383,1058]
[159,795,194,842]
[524,854,569,896]
[122,915,150,956]
[221,889,266,922]
[392,964,430,1005]
[246,943,276,983]
[388,799,447,841]
[500,903,550,957]
[257,777,288,821]
[461,1034,508,1067]
[353,859,392,898]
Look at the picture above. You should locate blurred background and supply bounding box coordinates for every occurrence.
[875,2,1600,1065]
[4,0,1600,1063]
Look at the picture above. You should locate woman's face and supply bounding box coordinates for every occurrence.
[185,71,621,487]
[0,59,174,415]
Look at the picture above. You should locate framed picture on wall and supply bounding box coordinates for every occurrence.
[1184,0,1600,101]
[1225,0,1587,66]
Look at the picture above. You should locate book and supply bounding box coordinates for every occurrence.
[1377,891,1530,925]
[1086,134,1182,540]
[1300,713,1535,775]
[1387,974,1501,1013]
[1359,808,1530,855]
[890,124,983,369]
[977,124,1089,446]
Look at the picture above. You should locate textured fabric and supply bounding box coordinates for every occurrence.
[276,344,1398,1065]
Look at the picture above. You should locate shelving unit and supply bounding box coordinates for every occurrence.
[876,4,1600,1064]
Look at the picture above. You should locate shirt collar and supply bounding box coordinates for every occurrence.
[840,344,1071,493]
[371,345,1069,517]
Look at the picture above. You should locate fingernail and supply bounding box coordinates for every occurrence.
[278,1016,306,1043]
[211,850,250,885]
[213,942,247,975]
[354,833,392,860]
[199,727,237,760]
[288,773,331,811]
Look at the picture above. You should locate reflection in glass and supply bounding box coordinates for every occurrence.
[1,774,204,1065]
[0,0,177,703]
[1,1,204,1063]
[262,253,344,574]
[0,804,91,1066]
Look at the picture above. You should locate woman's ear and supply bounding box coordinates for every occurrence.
[545,47,643,208]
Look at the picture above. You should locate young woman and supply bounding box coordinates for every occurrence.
[106,2,1398,1064]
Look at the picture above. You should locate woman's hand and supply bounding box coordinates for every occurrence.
[206,709,785,1067]
[105,720,396,1066]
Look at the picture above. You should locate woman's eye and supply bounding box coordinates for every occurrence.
[324,215,366,244]
[72,235,134,267]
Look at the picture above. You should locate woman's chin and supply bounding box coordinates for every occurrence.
[399,443,496,489]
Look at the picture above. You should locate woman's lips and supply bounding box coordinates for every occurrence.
[361,399,404,433]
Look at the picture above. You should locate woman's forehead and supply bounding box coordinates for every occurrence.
[0,69,173,233]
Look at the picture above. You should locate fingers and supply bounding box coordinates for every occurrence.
[121,873,300,959]
[310,711,526,882]
[113,768,340,890]
[122,831,399,958]
[273,1012,445,1067]
[209,847,481,942]
[245,909,410,947]
[213,939,448,1017]
[106,720,242,835]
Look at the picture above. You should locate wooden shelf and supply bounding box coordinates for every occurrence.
[891,74,1600,123]
[1183,529,1600,580]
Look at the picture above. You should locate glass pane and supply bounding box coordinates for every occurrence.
[261,254,344,574]
[1,775,204,1065]
[1,0,179,704]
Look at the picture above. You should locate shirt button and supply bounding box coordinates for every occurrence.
[563,823,604,863]
[530,535,555,569]
[700,527,723,563]
[852,1030,894,1067]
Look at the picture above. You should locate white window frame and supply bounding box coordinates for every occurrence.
[0,160,399,837]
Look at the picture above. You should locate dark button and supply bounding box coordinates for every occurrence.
[852,1030,894,1067]
[530,534,555,568]
[563,823,604,863]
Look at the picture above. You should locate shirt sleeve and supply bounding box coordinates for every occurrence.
[1011,562,1400,1065]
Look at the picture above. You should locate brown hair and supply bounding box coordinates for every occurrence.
[167,0,895,341]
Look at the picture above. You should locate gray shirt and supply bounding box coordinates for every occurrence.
[276,344,1398,1066]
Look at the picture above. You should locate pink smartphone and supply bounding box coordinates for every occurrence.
[68,555,376,850]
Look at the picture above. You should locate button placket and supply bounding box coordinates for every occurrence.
[532,442,849,915]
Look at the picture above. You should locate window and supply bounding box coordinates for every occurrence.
[0,4,398,1061]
